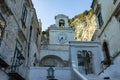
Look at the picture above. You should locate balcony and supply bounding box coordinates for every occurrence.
[8,52,25,80]
[8,72,25,80]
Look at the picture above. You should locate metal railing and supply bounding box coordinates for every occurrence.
[72,64,88,80]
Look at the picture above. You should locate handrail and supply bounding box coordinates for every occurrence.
[72,68,88,80]
[72,64,88,80]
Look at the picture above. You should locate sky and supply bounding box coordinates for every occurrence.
[32,0,92,31]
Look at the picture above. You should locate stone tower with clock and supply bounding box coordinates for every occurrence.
[49,14,74,45]
[39,14,75,67]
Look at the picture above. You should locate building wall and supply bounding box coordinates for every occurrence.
[28,8,41,67]
[0,0,41,80]
[100,17,120,56]
[29,42,39,66]
[40,50,69,62]
[49,29,74,44]
[98,56,120,80]
[0,70,9,80]
[29,67,72,80]
[92,0,120,79]
[69,41,103,79]
[99,16,120,79]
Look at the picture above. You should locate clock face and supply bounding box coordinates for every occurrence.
[58,33,67,43]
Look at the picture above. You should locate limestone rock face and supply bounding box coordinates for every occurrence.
[70,10,97,41]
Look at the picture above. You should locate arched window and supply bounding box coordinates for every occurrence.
[77,50,93,74]
[40,55,64,67]
[59,19,65,28]
[102,42,111,65]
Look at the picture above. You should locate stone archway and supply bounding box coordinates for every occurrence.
[59,19,65,28]
[40,55,64,67]
[103,41,111,65]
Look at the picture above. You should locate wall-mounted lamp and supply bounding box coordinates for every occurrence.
[47,66,55,80]
[17,53,25,65]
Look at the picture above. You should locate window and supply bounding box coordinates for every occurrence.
[40,55,64,67]
[0,14,5,46]
[113,0,117,4]
[117,15,120,23]
[12,40,23,71]
[35,28,39,46]
[77,51,84,66]
[115,12,120,23]
[28,26,32,58]
[95,4,103,28]
[114,2,120,23]
[22,4,27,23]
[59,19,65,28]
[97,12,103,28]
[33,53,38,66]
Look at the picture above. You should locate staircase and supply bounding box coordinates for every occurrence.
[28,66,100,80]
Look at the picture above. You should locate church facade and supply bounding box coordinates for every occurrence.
[29,14,104,80]
[40,14,75,67]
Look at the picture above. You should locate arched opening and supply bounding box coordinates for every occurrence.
[77,50,93,74]
[103,42,111,65]
[59,19,65,28]
[40,55,64,67]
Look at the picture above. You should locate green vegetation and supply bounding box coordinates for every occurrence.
[69,9,94,25]
[42,27,50,37]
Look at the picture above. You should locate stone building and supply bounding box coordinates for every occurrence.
[29,14,104,80]
[91,0,120,79]
[0,0,41,80]
[40,14,75,67]
[28,8,41,67]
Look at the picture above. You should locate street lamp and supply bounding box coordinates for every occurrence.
[17,53,25,65]
[11,51,25,72]
[47,66,55,79]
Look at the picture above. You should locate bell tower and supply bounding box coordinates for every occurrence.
[59,19,65,28]
[55,14,69,28]
[49,14,74,45]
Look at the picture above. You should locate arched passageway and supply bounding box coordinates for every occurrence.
[102,41,111,65]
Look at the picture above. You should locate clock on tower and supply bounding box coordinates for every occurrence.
[58,33,67,43]
[49,14,74,44]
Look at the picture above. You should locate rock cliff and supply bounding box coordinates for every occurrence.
[69,9,97,41]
